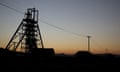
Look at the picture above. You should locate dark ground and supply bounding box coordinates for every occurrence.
[0,48,120,72]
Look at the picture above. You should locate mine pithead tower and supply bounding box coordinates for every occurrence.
[5,8,44,53]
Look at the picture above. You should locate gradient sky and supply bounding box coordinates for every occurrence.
[0,0,120,54]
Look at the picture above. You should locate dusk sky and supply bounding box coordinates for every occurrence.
[0,0,120,54]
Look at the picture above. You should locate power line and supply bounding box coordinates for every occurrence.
[0,2,86,37]
[39,20,86,37]
[0,2,24,14]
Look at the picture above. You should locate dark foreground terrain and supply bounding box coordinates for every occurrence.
[0,48,120,72]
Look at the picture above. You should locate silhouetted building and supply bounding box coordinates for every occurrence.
[31,48,55,57]
[75,51,92,56]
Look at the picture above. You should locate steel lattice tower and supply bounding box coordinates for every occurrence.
[5,8,44,53]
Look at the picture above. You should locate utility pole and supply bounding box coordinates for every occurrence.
[87,36,91,52]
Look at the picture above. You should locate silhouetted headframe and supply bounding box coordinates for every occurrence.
[5,8,44,53]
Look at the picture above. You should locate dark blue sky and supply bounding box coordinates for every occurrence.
[0,0,120,54]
